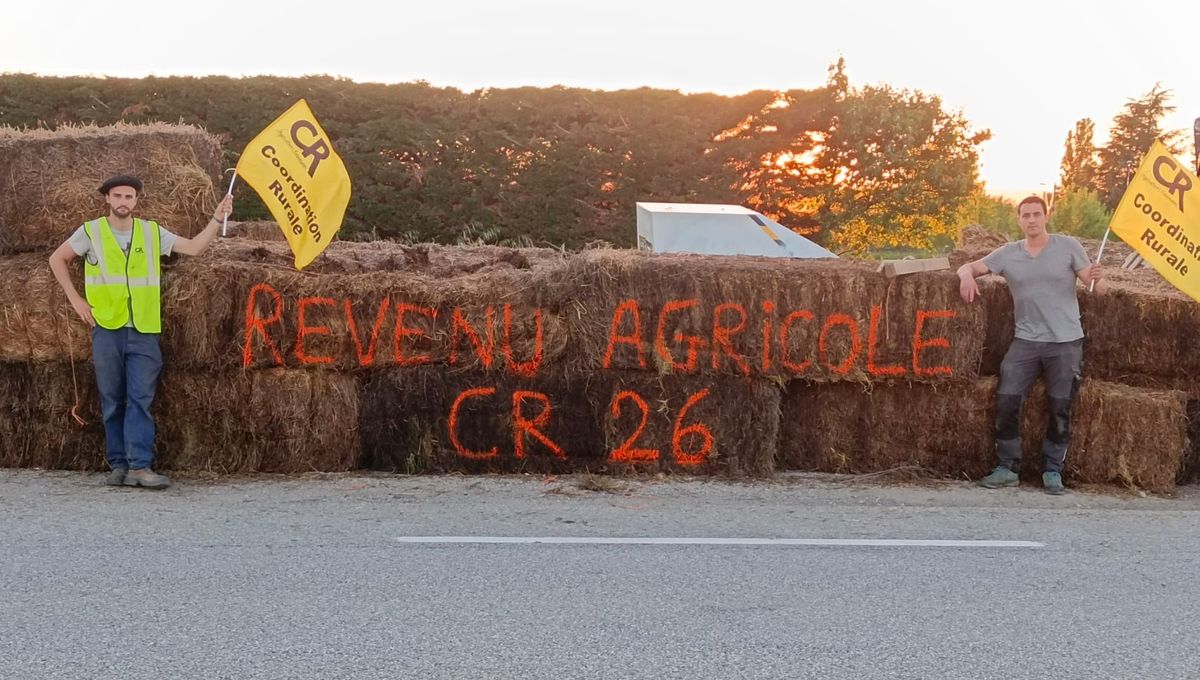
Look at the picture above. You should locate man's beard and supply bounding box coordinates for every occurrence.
[111,207,131,217]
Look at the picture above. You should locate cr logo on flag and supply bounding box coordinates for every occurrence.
[290,119,331,177]
[1152,155,1192,212]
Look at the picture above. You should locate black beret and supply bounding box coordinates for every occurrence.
[98,175,143,195]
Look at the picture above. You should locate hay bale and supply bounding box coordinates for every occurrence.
[154,369,359,473]
[0,362,106,469]
[1079,277,1200,385]
[0,123,222,254]
[1020,380,1188,492]
[0,240,571,371]
[360,368,602,475]
[948,224,1009,267]
[779,379,996,479]
[224,220,288,242]
[0,362,359,473]
[360,368,780,475]
[779,378,1188,492]
[1185,400,1200,484]
[0,253,91,363]
[549,249,986,382]
[1108,378,1200,483]
[977,277,1014,376]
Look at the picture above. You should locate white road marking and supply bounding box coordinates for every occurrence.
[393,536,1043,548]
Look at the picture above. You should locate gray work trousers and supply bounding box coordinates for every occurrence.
[994,338,1083,474]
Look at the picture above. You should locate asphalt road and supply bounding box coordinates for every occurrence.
[1,470,1197,680]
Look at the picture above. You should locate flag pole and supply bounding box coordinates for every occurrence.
[222,169,238,237]
[1091,226,1111,293]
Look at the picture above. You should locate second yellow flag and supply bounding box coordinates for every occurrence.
[1109,140,1200,302]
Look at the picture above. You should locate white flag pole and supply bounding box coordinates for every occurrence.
[1091,226,1111,293]
[222,169,238,237]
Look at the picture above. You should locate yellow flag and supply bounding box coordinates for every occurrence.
[1109,140,1200,302]
[236,99,352,269]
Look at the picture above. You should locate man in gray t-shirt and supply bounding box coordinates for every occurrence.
[957,195,1105,494]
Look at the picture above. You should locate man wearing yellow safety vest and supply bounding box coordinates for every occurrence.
[48,175,233,490]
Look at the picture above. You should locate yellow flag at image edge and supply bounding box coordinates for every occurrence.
[1108,140,1200,302]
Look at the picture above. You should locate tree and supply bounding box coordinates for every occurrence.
[713,60,990,254]
[1048,188,1110,239]
[1097,84,1184,209]
[955,192,1019,240]
[819,85,990,254]
[1058,118,1098,195]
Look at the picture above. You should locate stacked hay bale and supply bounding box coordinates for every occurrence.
[550,249,985,381]
[0,124,1192,490]
[1079,269,1200,485]
[174,241,774,475]
[779,378,1188,491]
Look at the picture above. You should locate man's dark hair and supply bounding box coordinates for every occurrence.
[1017,195,1048,214]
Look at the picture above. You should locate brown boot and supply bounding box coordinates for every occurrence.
[123,468,170,490]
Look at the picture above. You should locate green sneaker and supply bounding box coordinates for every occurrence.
[1042,471,1065,495]
[979,466,1019,489]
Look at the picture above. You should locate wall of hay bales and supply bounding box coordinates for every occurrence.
[779,378,1189,493]
[0,363,358,473]
[1,125,1195,490]
[7,225,1190,488]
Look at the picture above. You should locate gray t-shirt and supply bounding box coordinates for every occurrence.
[69,221,178,328]
[982,234,1091,343]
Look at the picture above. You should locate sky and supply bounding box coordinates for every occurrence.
[3,0,1197,199]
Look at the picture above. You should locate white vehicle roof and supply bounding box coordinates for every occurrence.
[636,202,836,259]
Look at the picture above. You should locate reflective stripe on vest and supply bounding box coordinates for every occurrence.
[82,217,162,333]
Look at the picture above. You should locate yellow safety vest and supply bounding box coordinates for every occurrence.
[82,217,162,333]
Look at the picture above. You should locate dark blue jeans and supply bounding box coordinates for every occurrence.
[91,326,162,470]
